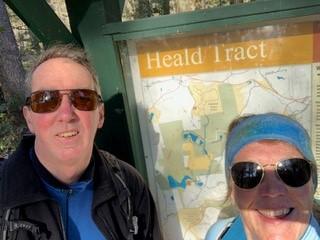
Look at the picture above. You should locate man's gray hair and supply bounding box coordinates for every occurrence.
[25,44,102,97]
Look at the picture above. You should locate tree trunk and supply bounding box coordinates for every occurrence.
[0,0,25,124]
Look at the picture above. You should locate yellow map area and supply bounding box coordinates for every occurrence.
[189,80,251,117]
[188,79,280,118]
[189,82,223,116]
[232,81,251,113]
[182,142,211,171]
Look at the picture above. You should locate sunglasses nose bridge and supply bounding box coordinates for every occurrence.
[262,163,278,173]
[261,163,279,179]
[259,164,289,192]
[57,91,76,112]
[59,91,74,103]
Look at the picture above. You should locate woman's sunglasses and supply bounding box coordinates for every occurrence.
[230,158,312,189]
[25,89,103,113]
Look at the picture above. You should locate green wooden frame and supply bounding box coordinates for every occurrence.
[4,0,76,45]
[101,0,320,181]
[4,0,320,182]
[103,0,320,40]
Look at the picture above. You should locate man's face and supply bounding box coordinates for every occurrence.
[23,58,104,170]
[231,140,314,240]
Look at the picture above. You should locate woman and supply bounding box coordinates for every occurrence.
[206,113,320,240]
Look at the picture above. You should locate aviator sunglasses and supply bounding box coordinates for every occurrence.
[230,158,312,189]
[25,89,103,113]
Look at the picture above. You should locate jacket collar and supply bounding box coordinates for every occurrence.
[30,147,95,190]
[91,147,129,208]
[1,135,49,208]
[1,135,127,209]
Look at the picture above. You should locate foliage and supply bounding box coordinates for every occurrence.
[0,83,25,157]
[0,106,25,157]
[0,3,36,157]
[0,87,25,157]
[123,0,255,20]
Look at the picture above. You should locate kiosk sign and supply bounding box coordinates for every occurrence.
[126,21,320,240]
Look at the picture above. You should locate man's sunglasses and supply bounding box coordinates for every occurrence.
[25,89,103,113]
[230,158,312,189]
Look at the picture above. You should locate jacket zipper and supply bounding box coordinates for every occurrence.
[54,201,67,240]
[2,208,11,240]
[62,188,74,240]
[58,210,67,240]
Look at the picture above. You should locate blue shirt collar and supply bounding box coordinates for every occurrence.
[30,147,94,189]
[223,215,320,240]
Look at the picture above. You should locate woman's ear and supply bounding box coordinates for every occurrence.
[228,179,236,206]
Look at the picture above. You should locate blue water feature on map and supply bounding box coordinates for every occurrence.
[196,181,204,187]
[183,131,205,145]
[148,112,154,121]
[183,131,208,154]
[168,175,203,189]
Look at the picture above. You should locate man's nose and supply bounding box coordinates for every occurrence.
[57,95,76,121]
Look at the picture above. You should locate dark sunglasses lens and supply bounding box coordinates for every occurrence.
[277,158,311,187]
[231,162,263,189]
[30,90,60,113]
[72,89,99,111]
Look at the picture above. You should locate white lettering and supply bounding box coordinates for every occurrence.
[213,41,268,63]
[184,49,190,65]
[234,47,245,61]
[173,53,183,66]
[259,41,267,58]
[247,45,258,59]
[146,52,161,69]
[214,46,221,63]
[191,47,203,64]
[225,48,233,62]
[162,54,173,67]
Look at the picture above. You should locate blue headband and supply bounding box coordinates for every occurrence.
[225,113,316,187]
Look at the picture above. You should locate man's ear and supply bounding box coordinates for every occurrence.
[23,106,35,133]
[97,103,105,129]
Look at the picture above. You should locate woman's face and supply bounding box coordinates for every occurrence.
[231,140,314,240]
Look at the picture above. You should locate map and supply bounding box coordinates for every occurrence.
[126,21,320,240]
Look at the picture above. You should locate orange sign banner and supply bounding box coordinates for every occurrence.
[137,22,319,78]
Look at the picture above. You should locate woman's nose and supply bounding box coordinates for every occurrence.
[258,169,288,197]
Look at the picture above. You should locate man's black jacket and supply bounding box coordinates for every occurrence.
[0,136,162,240]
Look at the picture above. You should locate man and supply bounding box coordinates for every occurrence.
[205,113,320,240]
[0,44,162,240]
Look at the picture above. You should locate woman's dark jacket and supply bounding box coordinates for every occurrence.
[0,136,162,240]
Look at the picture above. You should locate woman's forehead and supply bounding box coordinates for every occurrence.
[234,140,303,161]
